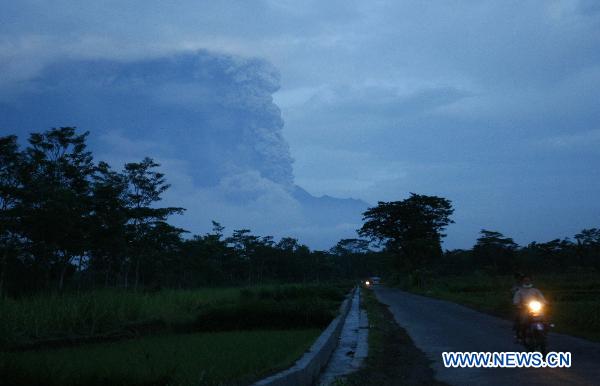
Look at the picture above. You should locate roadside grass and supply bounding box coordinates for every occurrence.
[408,273,600,341]
[0,329,321,386]
[0,283,349,350]
[341,288,446,385]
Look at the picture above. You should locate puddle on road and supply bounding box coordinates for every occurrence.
[318,288,368,385]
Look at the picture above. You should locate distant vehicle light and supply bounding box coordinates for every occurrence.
[365,280,371,286]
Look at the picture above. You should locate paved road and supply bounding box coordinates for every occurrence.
[375,287,600,386]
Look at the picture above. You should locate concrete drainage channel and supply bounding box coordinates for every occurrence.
[317,288,368,385]
[253,287,368,386]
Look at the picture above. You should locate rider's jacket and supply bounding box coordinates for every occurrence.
[512,286,546,306]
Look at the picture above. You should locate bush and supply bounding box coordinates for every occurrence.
[194,299,336,331]
[241,284,346,302]
[196,284,347,331]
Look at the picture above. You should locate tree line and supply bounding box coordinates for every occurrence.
[2,127,597,296]
[355,193,600,280]
[0,128,379,297]
[439,227,600,276]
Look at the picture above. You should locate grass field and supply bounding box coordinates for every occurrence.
[0,284,347,350]
[0,283,349,385]
[407,273,600,341]
[0,288,241,349]
[0,329,320,386]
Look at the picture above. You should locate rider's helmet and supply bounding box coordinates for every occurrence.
[521,275,533,288]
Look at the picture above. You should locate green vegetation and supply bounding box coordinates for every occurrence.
[0,128,375,297]
[406,273,600,341]
[0,284,349,385]
[0,288,239,349]
[358,194,454,272]
[195,285,346,331]
[352,195,600,341]
[0,284,348,350]
[0,329,320,386]
[0,126,366,385]
[3,126,598,384]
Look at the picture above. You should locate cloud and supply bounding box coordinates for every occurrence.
[0,50,367,249]
[0,51,294,185]
[2,1,600,248]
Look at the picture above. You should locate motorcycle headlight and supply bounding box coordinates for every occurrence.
[528,300,543,314]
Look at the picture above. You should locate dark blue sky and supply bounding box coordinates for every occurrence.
[1,1,599,249]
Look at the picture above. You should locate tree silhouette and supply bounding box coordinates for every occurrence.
[359,193,454,271]
[0,136,23,297]
[20,128,95,290]
[123,157,184,290]
[473,229,518,273]
[89,161,129,287]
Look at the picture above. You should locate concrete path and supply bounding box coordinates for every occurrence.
[375,287,600,386]
[318,288,369,385]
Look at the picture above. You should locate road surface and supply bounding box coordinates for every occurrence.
[374,287,600,386]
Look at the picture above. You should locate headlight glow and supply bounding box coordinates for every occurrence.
[365,281,370,286]
[528,300,543,313]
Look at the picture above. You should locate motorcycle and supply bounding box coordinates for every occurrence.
[519,300,552,354]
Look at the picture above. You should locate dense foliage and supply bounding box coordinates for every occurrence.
[0,128,377,296]
[359,194,454,272]
[436,228,600,276]
[2,128,597,296]
[356,195,598,279]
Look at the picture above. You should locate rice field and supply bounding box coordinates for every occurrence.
[0,284,349,385]
[0,288,241,349]
[0,329,321,386]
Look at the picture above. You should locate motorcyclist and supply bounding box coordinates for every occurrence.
[512,275,547,342]
[511,272,525,297]
[511,272,525,340]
